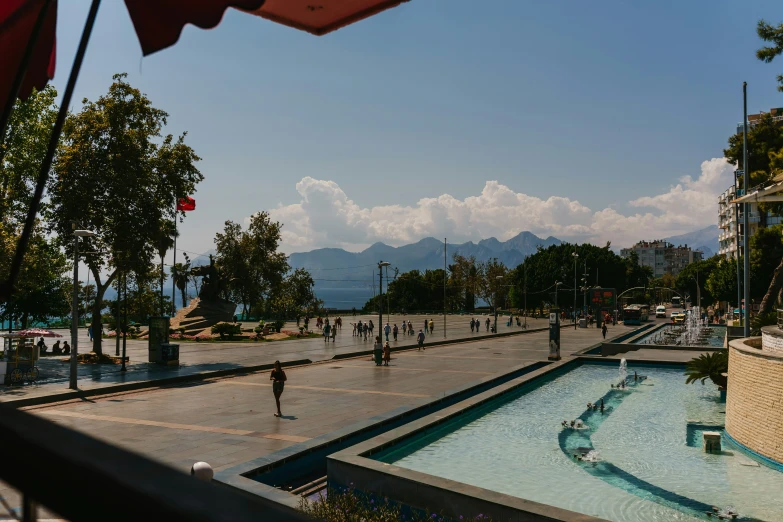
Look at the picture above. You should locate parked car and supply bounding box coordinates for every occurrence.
[655,305,667,318]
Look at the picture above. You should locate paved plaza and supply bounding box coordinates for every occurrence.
[0,314,712,521]
[0,313,551,404]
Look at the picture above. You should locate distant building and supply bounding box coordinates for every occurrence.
[620,241,703,278]
[736,107,783,134]
[718,179,782,260]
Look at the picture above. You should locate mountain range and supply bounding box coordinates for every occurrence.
[662,225,719,258]
[288,231,562,289]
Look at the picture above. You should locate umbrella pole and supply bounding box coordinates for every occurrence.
[0,0,54,159]
[1,0,102,304]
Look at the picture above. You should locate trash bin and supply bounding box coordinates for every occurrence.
[373,347,383,366]
[160,343,180,365]
[579,318,587,328]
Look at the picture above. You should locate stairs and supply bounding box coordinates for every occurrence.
[170,297,237,336]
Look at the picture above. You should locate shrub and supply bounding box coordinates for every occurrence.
[211,322,241,339]
[299,487,491,521]
[273,319,285,332]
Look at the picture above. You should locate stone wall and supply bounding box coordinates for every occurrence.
[761,326,783,354]
[726,337,783,465]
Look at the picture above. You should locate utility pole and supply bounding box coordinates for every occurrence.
[70,232,79,390]
[742,82,750,337]
[443,238,447,339]
[378,261,390,338]
[582,262,588,316]
[524,263,528,328]
[572,251,578,329]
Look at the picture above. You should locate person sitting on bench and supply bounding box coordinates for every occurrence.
[52,340,62,354]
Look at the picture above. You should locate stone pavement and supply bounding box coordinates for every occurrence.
[0,314,552,404]
[3,320,700,520]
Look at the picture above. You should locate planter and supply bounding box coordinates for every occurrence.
[0,361,6,386]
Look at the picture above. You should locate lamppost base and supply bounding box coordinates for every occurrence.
[548,355,562,361]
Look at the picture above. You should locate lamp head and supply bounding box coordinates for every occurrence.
[73,230,96,237]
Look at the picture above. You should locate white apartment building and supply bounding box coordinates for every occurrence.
[719,183,782,259]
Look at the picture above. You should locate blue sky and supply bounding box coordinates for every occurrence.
[54,0,783,260]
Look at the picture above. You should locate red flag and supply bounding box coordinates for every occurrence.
[176,196,195,211]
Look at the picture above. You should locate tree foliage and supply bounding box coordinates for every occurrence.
[757,19,783,92]
[684,351,728,389]
[508,243,651,312]
[724,112,783,188]
[0,87,69,325]
[705,257,739,306]
[47,73,202,354]
[674,257,719,307]
[214,211,289,316]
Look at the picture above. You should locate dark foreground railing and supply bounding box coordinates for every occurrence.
[0,405,312,521]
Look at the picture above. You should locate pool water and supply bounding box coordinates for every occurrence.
[635,325,726,347]
[375,363,782,522]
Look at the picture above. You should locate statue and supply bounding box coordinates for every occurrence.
[191,255,222,302]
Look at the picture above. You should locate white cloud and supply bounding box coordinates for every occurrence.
[264,158,732,252]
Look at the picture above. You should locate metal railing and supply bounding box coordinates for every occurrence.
[0,405,311,522]
[778,309,783,329]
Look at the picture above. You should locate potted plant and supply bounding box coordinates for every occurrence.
[684,350,728,390]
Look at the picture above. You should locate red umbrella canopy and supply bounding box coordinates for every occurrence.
[2,0,410,103]
[15,328,62,338]
[247,0,410,36]
[0,0,57,107]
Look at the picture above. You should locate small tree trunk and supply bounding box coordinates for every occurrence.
[90,287,103,356]
[180,287,187,310]
[759,256,783,315]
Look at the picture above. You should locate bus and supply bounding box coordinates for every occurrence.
[671,296,682,308]
[623,304,650,325]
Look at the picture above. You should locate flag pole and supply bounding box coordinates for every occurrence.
[171,199,177,317]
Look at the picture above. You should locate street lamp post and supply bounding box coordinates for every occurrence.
[70,229,96,390]
[572,252,578,329]
[742,82,750,337]
[378,261,390,339]
[494,275,503,333]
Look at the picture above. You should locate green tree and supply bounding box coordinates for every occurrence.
[757,19,783,92]
[0,87,69,326]
[269,268,316,319]
[724,112,783,188]
[214,212,289,317]
[47,74,202,355]
[705,257,739,306]
[675,257,719,307]
[0,86,58,224]
[170,253,192,310]
[0,227,70,328]
[750,225,783,300]
[476,258,509,312]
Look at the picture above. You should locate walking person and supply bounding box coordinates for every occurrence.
[331,324,337,342]
[470,318,475,333]
[373,336,383,365]
[88,324,93,342]
[602,323,607,340]
[363,322,369,340]
[270,361,287,417]
[384,322,391,342]
[368,320,374,337]
[423,319,428,333]
[485,317,490,332]
[383,341,391,366]
[323,322,331,342]
[392,323,398,341]
[417,329,426,350]
[401,319,406,334]
[428,318,434,335]
[352,322,357,336]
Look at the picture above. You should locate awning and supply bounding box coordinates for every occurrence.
[3,0,411,103]
[733,180,783,204]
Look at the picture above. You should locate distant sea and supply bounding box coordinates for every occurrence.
[316,287,373,309]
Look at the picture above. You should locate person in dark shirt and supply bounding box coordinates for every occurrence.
[270,360,287,417]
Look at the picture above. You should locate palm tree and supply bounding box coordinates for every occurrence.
[170,253,192,311]
[684,351,728,389]
[154,219,177,315]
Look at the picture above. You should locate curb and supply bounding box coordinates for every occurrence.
[3,358,312,409]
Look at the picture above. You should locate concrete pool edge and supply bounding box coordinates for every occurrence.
[327,359,610,522]
[325,357,701,522]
